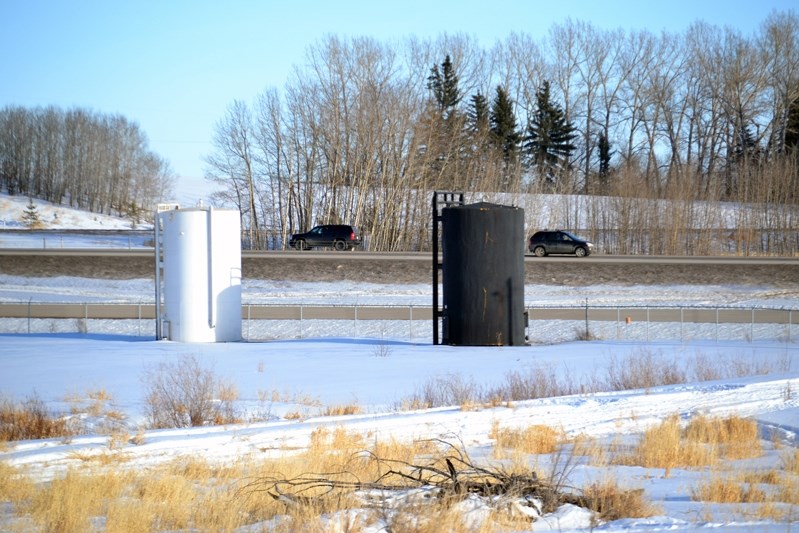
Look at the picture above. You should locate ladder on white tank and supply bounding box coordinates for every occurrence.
[154,203,179,339]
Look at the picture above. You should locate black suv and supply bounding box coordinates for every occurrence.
[528,230,594,257]
[289,224,361,251]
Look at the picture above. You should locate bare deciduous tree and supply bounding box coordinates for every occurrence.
[201,13,799,255]
[0,105,172,221]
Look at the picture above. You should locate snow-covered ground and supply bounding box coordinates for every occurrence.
[0,193,150,231]
[2,333,798,531]
[1,193,799,531]
[1,275,798,344]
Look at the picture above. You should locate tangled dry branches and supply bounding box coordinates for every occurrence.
[238,439,634,522]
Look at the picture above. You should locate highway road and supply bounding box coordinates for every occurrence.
[1,249,796,329]
[1,247,798,264]
[0,248,798,285]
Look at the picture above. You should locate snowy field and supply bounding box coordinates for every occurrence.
[2,274,798,344]
[2,327,798,531]
[1,193,799,531]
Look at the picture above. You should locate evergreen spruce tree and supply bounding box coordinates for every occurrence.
[21,197,42,228]
[421,55,466,190]
[597,131,612,181]
[463,91,491,190]
[784,93,799,154]
[467,91,489,134]
[523,81,577,185]
[733,125,760,166]
[127,201,142,227]
[489,85,521,160]
[426,55,461,118]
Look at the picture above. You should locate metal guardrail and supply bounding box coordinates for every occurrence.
[0,302,795,342]
[0,303,433,321]
[0,302,156,319]
[0,302,795,323]
[531,306,796,325]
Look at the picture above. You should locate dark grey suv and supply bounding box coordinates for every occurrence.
[289,224,361,251]
[528,230,594,257]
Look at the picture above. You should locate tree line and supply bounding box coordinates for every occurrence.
[0,106,174,222]
[206,12,799,254]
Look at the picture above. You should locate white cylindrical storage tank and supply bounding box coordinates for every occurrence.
[157,207,241,342]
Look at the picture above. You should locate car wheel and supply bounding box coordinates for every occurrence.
[333,240,347,251]
[294,239,307,251]
[574,246,587,257]
[533,246,547,257]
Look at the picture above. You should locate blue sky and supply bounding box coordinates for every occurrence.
[2,0,795,204]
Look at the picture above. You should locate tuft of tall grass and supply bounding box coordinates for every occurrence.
[618,413,763,474]
[683,414,761,460]
[26,469,132,533]
[691,474,766,504]
[0,461,36,508]
[782,448,799,474]
[581,479,657,522]
[570,432,617,466]
[619,414,685,471]
[490,421,564,456]
[320,403,362,417]
[0,394,72,442]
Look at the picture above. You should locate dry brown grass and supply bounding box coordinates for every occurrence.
[581,478,658,522]
[41,388,129,437]
[1,456,279,533]
[0,461,36,507]
[370,436,440,465]
[752,501,793,522]
[617,413,762,473]
[213,379,241,425]
[64,388,114,417]
[690,468,798,519]
[268,388,322,407]
[777,474,799,505]
[107,428,131,450]
[2,364,794,532]
[623,414,696,471]
[283,410,307,420]
[0,395,72,442]
[691,474,767,504]
[383,504,492,533]
[25,469,132,533]
[397,396,430,411]
[741,470,782,486]
[570,432,618,466]
[321,403,362,417]
[67,448,132,466]
[4,417,791,531]
[238,428,449,526]
[490,421,565,456]
[683,414,762,460]
[782,448,799,474]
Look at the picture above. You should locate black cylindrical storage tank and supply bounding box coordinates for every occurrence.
[442,202,525,346]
